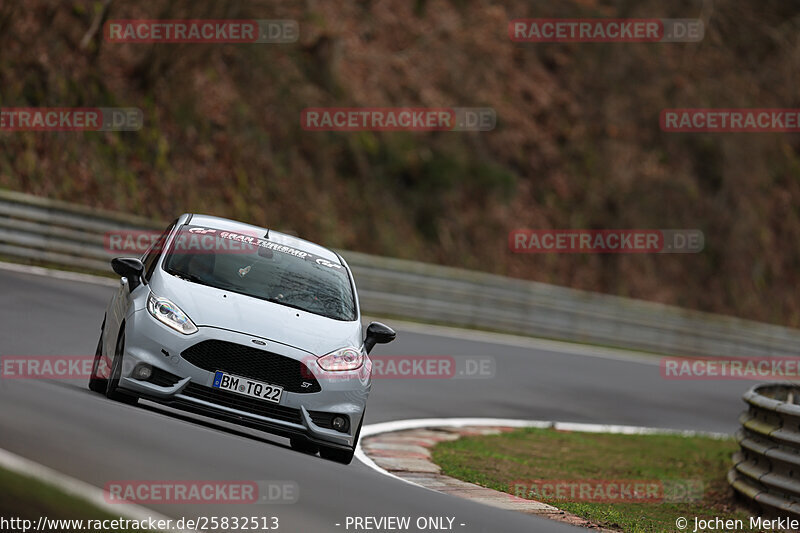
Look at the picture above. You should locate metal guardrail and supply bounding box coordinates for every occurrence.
[2,188,800,358]
[729,384,800,518]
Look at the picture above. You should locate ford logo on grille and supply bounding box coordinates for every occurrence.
[251,339,266,346]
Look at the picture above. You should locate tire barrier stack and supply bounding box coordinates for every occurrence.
[729,384,800,518]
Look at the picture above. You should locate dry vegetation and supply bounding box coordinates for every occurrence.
[1,0,799,326]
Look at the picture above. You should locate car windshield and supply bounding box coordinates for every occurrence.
[162,225,356,321]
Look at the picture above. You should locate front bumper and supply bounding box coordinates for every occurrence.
[116,308,371,449]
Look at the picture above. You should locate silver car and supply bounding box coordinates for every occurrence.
[88,214,396,464]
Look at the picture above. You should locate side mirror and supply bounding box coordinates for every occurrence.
[364,322,396,354]
[111,257,145,291]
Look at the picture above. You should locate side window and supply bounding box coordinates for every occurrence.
[143,220,176,281]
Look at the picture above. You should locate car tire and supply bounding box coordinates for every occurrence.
[319,445,355,464]
[289,437,319,455]
[105,328,138,405]
[88,322,108,394]
[319,413,363,465]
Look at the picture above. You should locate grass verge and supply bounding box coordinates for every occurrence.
[0,466,158,532]
[431,427,757,533]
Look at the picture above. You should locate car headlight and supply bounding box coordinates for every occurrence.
[317,347,364,372]
[147,292,198,335]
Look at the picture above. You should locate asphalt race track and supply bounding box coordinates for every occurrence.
[0,268,751,532]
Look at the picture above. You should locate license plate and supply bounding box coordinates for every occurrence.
[212,371,283,404]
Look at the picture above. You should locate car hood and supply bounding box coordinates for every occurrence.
[150,275,362,356]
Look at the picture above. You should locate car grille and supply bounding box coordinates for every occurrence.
[181,383,302,424]
[180,340,321,393]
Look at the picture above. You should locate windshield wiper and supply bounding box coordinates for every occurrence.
[170,271,245,292]
[168,270,206,284]
[213,280,249,292]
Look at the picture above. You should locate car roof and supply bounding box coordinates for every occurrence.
[183,214,342,263]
